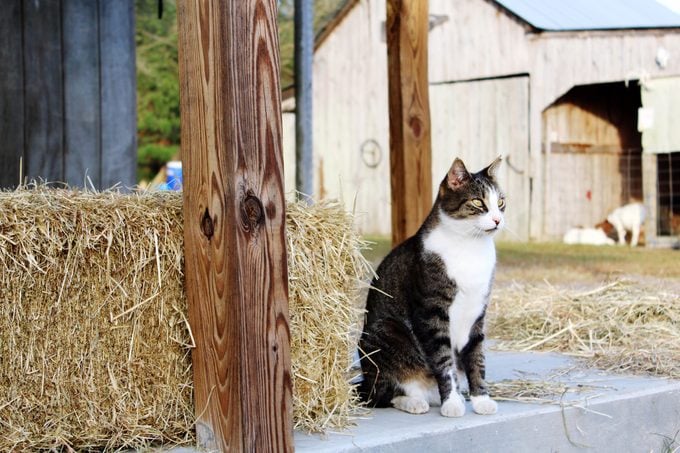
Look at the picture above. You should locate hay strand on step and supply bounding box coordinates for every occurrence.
[488,379,597,404]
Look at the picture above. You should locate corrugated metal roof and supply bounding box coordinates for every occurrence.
[494,0,680,31]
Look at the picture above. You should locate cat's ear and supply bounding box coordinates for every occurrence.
[447,158,471,190]
[483,155,503,180]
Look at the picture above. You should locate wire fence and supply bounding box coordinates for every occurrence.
[546,147,679,240]
[657,152,679,237]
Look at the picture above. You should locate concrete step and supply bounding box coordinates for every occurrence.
[294,351,680,453]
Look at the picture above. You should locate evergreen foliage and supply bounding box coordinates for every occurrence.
[135,0,347,182]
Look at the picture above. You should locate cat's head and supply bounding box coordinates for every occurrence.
[435,156,505,237]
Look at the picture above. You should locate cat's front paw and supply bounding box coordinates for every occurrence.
[440,393,466,417]
[471,395,497,415]
[391,396,430,414]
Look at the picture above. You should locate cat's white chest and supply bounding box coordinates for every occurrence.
[423,227,496,352]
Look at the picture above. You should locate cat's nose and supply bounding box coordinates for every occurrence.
[492,217,501,226]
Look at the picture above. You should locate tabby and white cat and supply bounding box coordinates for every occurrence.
[359,157,504,417]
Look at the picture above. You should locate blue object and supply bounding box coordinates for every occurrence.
[166,161,183,191]
[494,0,680,31]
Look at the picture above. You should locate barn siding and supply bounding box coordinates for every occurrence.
[0,0,136,190]
[430,76,530,241]
[99,0,137,189]
[63,0,101,187]
[312,0,391,235]
[529,31,680,238]
[282,108,297,199]
[23,0,64,181]
[541,82,644,239]
[0,0,24,188]
[428,0,530,83]
[544,150,625,238]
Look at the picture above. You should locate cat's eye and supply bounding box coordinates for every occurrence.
[471,198,484,208]
[498,198,506,208]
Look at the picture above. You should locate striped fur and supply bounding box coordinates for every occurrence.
[359,157,504,416]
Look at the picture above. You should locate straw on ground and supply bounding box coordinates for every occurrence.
[488,279,680,378]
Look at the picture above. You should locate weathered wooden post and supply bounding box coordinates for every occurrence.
[386,0,433,246]
[177,1,293,451]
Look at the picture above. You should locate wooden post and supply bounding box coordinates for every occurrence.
[177,1,293,452]
[642,152,658,246]
[294,0,314,198]
[386,0,433,246]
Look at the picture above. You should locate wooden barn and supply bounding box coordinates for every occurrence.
[0,0,136,190]
[283,0,680,244]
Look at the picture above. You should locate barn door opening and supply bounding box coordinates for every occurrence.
[542,81,643,240]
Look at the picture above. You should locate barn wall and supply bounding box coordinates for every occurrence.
[300,0,533,236]
[281,108,297,199]
[282,0,680,239]
[428,2,680,240]
[529,31,680,238]
[428,0,530,83]
[0,0,136,190]
[0,0,24,188]
[531,31,680,111]
[543,83,642,150]
[430,76,530,241]
[543,151,624,238]
[312,0,391,235]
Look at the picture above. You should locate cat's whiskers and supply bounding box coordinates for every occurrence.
[500,225,522,241]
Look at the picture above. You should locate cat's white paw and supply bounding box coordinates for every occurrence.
[391,396,430,414]
[471,395,497,415]
[440,393,466,417]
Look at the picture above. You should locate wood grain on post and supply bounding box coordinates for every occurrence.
[177,1,293,451]
[386,0,433,246]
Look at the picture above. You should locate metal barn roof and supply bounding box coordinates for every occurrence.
[494,0,680,31]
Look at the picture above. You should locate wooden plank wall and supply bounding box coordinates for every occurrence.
[311,0,391,236]
[99,0,137,189]
[430,76,531,241]
[541,83,643,239]
[0,0,136,189]
[64,0,101,186]
[544,150,624,238]
[0,0,24,188]
[23,0,64,181]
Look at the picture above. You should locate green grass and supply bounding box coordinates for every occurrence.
[497,241,680,283]
[360,236,680,285]
[361,235,393,267]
